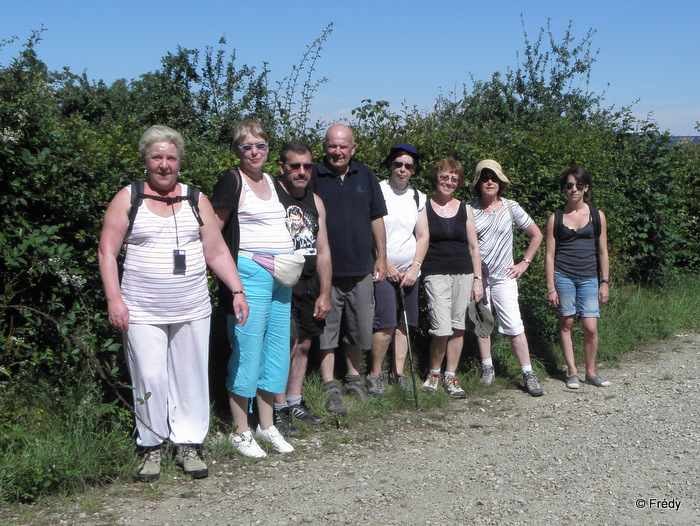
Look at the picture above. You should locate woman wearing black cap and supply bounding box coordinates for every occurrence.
[365,144,429,395]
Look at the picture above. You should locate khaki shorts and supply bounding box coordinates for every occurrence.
[423,273,474,337]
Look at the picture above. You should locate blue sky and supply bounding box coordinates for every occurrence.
[2,0,698,135]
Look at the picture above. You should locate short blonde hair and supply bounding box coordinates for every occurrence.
[138,125,184,161]
[232,119,269,148]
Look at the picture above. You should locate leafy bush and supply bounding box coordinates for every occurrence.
[1,19,699,503]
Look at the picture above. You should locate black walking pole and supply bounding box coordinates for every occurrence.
[399,287,419,410]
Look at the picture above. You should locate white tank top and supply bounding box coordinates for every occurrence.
[238,173,293,254]
[121,183,211,324]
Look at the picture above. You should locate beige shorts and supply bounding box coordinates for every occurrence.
[423,273,474,337]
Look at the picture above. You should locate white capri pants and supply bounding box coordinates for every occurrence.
[483,276,525,336]
[123,316,211,447]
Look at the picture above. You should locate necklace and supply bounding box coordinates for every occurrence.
[433,198,453,217]
[481,198,501,214]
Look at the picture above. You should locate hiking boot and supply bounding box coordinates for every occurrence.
[480,365,495,387]
[274,407,299,437]
[523,371,544,397]
[422,372,442,393]
[566,374,580,389]
[290,402,324,425]
[585,374,611,387]
[229,430,267,459]
[323,380,347,415]
[365,373,385,396]
[137,446,161,482]
[443,375,467,399]
[255,425,294,454]
[175,444,208,479]
[389,373,411,391]
[343,375,369,401]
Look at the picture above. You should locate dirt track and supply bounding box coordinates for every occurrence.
[3,333,699,525]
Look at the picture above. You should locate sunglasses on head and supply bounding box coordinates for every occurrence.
[286,162,315,171]
[391,161,415,171]
[237,142,268,152]
[565,182,585,191]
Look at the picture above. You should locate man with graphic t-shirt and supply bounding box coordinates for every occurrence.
[272,141,331,435]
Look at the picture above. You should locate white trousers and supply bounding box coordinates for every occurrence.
[123,317,210,447]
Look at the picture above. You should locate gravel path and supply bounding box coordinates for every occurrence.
[4,333,699,525]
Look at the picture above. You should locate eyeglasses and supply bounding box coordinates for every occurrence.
[391,161,415,171]
[438,174,460,183]
[237,142,268,152]
[286,162,315,172]
[480,174,499,184]
[565,182,585,191]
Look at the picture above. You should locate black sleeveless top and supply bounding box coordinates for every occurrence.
[423,200,473,276]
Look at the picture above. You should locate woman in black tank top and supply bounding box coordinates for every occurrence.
[421,159,483,399]
[545,167,611,389]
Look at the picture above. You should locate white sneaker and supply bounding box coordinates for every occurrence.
[255,425,294,453]
[229,431,267,459]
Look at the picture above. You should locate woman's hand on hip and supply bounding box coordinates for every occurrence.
[505,261,529,280]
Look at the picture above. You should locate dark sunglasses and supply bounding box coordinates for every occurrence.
[286,162,315,172]
[479,173,500,183]
[565,182,585,191]
[391,161,415,171]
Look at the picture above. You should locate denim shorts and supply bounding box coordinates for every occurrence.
[554,271,600,318]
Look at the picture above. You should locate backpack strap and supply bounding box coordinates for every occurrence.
[588,203,602,276]
[504,199,523,245]
[505,199,516,229]
[554,205,565,243]
[125,180,203,242]
[413,188,419,209]
[186,185,203,227]
[126,180,145,240]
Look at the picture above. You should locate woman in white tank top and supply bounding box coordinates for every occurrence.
[212,119,295,459]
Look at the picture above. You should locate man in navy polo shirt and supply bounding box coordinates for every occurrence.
[308,124,387,415]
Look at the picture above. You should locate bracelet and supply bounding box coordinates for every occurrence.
[474,275,483,280]
[412,260,422,268]
[601,279,610,284]
[232,290,246,296]
[547,289,556,296]
[523,258,531,265]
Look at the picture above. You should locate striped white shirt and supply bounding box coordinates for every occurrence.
[470,198,534,279]
[122,183,211,324]
[238,173,294,254]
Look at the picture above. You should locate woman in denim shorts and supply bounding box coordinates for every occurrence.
[545,167,611,389]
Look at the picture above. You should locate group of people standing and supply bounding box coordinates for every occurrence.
[98,121,611,482]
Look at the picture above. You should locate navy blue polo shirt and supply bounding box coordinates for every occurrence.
[309,159,387,277]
